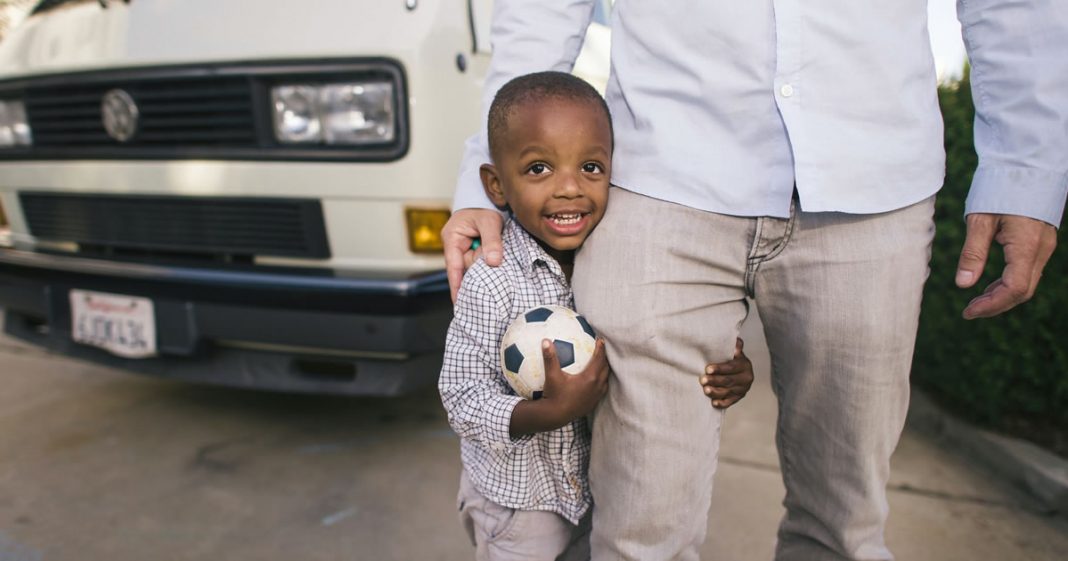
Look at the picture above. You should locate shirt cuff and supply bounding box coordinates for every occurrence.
[482,393,535,451]
[965,165,1068,227]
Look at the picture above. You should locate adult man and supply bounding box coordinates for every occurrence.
[444,1,1066,559]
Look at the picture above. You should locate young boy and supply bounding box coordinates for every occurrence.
[439,71,754,560]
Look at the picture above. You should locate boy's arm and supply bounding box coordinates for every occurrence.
[438,268,533,449]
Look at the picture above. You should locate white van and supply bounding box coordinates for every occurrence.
[0,0,609,394]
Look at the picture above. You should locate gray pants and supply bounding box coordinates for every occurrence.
[572,188,936,561]
[458,470,592,561]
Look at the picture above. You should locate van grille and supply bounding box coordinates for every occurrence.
[27,76,256,148]
[19,192,331,259]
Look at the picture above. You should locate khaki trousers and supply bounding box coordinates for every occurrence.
[572,188,935,561]
[458,470,592,561]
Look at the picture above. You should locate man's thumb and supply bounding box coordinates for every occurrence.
[478,217,504,266]
[957,214,996,288]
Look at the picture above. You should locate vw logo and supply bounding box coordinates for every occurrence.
[101,89,139,142]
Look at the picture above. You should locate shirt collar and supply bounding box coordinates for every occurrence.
[504,217,568,281]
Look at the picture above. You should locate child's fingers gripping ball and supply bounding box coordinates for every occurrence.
[500,305,598,400]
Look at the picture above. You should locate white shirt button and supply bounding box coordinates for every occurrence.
[780,84,795,98]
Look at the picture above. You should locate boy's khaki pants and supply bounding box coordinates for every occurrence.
[573,187,936,561]
[457,470,592,561]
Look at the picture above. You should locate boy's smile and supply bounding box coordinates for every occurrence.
[481,96,612,264]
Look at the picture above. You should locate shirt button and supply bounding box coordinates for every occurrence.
[780,84,795,98]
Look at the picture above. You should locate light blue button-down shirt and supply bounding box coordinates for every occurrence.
[453,0,1068,226]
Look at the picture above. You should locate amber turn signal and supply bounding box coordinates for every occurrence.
[405,208,451,253]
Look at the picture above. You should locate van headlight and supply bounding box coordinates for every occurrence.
[0,99,32,148]
[271,82,395,145]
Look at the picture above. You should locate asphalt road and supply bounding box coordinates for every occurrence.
[2,313,1067,561]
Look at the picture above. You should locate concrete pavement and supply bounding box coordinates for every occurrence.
[706,314,1068,560]
[0,310,1066,560]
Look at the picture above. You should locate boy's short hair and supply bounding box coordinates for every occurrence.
[487,71,613,161]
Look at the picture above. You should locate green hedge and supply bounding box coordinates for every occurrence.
[912,68,1068,456]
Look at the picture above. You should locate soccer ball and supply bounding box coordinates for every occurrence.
[500,305,597,400]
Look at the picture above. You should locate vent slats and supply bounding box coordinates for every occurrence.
[25,77,255,148]
[19,193,330,259]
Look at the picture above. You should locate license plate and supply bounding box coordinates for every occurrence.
[70,289,157,359]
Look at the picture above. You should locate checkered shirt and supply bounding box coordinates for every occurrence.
[439,218,591,525]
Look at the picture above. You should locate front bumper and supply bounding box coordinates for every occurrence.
[0,248,452,395]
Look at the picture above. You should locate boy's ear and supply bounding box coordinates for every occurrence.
[480,164,509,210]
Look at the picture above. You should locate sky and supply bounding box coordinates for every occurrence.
[928,0,968,79]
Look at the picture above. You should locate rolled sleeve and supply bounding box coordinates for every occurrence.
[438,267,533,450]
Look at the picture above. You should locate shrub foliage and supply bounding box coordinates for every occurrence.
[913,67,1068,455]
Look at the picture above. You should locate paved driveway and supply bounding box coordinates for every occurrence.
[1,312,1066,560]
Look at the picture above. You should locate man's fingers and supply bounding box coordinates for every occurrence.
[475,214,504,266]
[442,209,504,302]
[961,215,1057,319]
[956,214,996,289]
[445,256,465,303]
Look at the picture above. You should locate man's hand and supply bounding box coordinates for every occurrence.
[442,209,504,302]
[955,213,1057,319]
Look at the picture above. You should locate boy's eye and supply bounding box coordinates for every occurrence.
[582,162,604,174]
[527,163,549,175]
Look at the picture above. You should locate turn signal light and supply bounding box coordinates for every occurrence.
[405,208,451,253]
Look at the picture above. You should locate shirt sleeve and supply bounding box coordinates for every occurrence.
[438,267,531,450]
[452,0,598,212]
[958,0,1068,227]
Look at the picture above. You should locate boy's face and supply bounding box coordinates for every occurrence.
[481,97,611,261]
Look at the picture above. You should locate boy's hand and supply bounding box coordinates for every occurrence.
[541,338,610,423]
[700,338,754,409]
[509,338,609,437]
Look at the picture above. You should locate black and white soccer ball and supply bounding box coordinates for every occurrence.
[500,305,597,400]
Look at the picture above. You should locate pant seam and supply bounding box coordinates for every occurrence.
[744,217,765,296]
[759,199,798,264]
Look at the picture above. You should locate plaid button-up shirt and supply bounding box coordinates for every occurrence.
[439,218,591,525]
